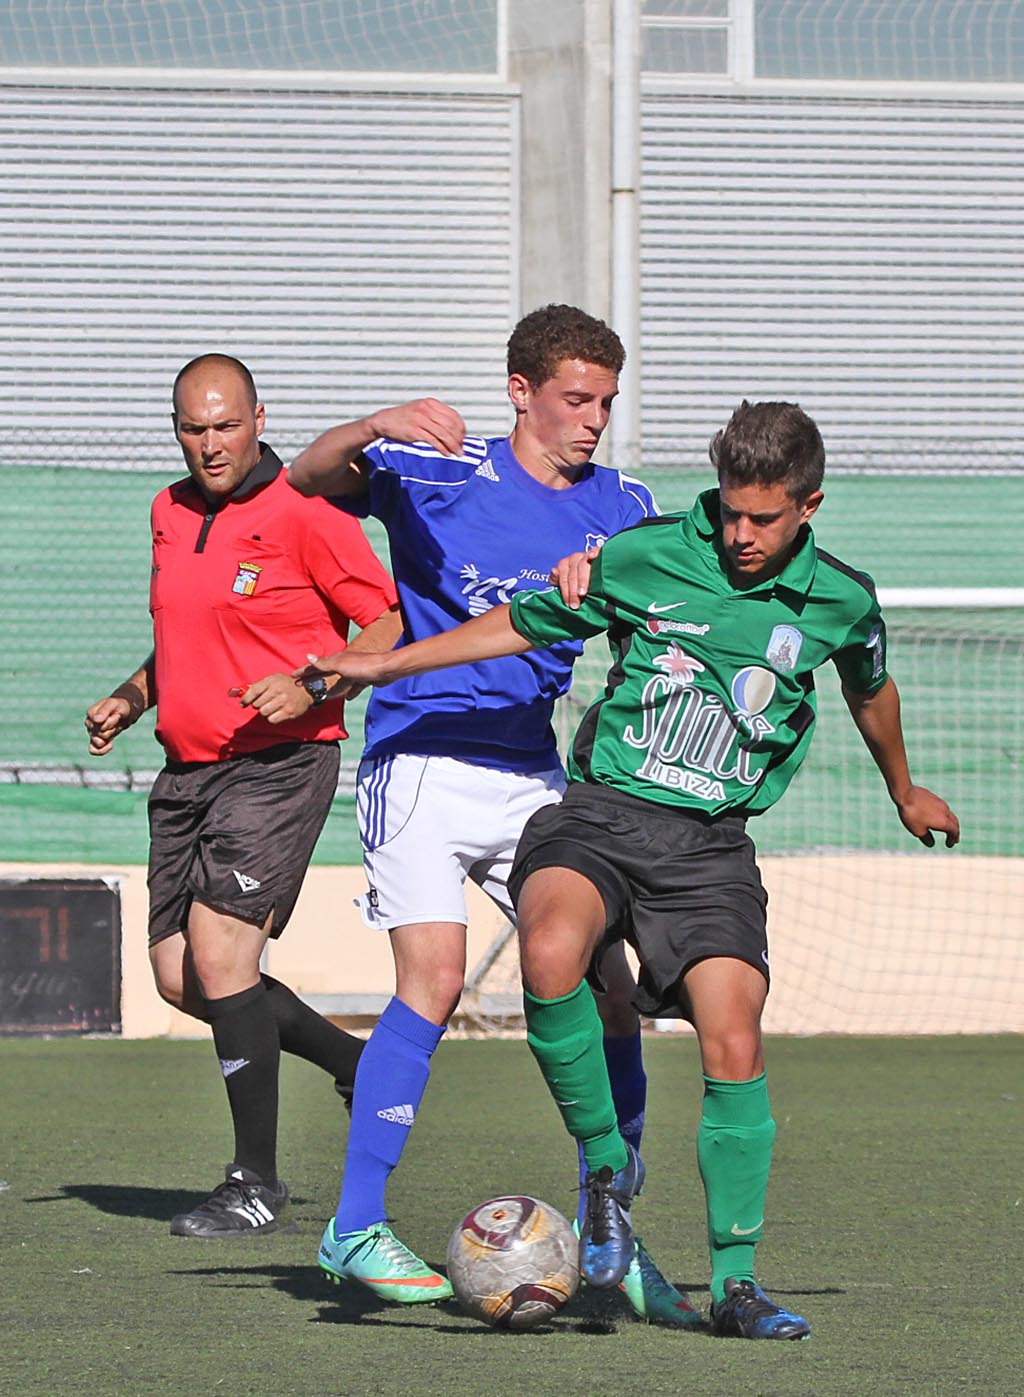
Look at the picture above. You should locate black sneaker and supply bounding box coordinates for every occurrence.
[711,1278,811,1340]
[579,1141,645,1288]
[169,1165,288,1238]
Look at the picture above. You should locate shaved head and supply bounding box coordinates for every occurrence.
[172,354,258,416]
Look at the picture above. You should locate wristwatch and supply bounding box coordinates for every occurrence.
[302,675,330,707]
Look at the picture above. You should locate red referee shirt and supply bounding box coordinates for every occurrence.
[149,446,397,763]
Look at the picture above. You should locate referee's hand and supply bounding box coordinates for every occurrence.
[236,672,313,724]
[84,696,135,756]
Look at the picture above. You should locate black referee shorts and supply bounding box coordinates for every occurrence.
[508,781,769,1020]
[147,740,340,947]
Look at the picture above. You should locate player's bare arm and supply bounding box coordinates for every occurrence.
[295,602,534,690]
[288,398,467,498]
[85,652,155,756]
[842,676,960,848]
[548,544,602,610]
[239,605,404,723]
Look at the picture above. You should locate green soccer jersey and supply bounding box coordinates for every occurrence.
[509,489,888,818]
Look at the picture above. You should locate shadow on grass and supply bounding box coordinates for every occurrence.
[24,1183,312,1223]
[158,1259,694,1336]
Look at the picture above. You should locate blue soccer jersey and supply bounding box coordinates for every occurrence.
[337,432,658,770]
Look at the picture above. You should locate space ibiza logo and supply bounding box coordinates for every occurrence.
[459,563,518,616]
[622,644,777,802]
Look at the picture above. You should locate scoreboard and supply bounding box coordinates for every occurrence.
[0,879,121,1034]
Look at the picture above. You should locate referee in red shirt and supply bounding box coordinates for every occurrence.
[86,354,401,1237]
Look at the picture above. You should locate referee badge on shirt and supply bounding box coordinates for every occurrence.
[232,561,262,596]
[765,624,803,673]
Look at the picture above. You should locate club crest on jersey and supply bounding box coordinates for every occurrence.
[765,624,803,673]
[585,533,607,552]
[232,561,262,597]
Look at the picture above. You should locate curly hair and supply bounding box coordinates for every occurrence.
[709,400,825,501]
[507,304,625,387]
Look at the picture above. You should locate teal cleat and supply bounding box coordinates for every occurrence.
[619,1239,703,1328]
[318,1220,453,1304]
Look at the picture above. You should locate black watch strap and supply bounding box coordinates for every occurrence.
[303,675,330,707]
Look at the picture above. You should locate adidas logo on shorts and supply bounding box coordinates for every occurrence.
[232,869,262,893]
[377,1103,415,1126]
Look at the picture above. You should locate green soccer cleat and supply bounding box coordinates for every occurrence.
[318,1219,454,1304]
[618,1239,703,1329]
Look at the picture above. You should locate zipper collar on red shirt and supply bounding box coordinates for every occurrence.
[192,443,282,553]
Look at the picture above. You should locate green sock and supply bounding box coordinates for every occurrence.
[697,1073,776,1306]
[524,983,628,1174]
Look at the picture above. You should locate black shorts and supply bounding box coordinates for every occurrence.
[508,781,768,1020]
[146,740,341,947]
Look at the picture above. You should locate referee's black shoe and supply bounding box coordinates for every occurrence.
[711,1278,811,1340]
[170,1165,289,1238]
[579,1141,645,1287]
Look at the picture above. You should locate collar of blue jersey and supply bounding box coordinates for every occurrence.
[688,488,818,598]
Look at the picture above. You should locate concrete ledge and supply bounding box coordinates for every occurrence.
[2,855,1020,1037]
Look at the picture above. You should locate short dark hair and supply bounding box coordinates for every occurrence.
[506,304,625,388]
[709,400,825,501]
[172,354,258,415]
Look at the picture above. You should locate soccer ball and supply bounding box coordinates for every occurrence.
[447,1196,579,1330]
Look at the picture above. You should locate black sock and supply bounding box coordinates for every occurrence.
[205,982,280,1186]
[262,974,364,1094]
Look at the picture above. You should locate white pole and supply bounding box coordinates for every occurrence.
[610,0,640,474]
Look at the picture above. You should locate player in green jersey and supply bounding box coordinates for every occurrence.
[296,400,959,1340]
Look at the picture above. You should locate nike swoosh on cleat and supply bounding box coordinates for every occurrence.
[730,1220,764,1236]
[365,1275,449,1288]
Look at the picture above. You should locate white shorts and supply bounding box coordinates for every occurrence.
[355,753,566,930]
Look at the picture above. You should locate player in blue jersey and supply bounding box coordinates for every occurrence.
[287,305,697,1324]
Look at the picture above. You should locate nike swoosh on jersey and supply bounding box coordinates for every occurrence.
[647,600,688,614]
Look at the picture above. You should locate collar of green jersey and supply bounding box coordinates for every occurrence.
[688,488,818,598]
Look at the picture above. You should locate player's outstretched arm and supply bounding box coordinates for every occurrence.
[85,652,155,756]
[294,602,533,690]
[842,677,960,848]
[288,398,467,498]
[238,606,405,722]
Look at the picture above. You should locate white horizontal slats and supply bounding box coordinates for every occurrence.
[640,96,1024,472]
[0,85,518,469]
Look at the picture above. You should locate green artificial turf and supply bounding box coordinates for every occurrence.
[2,1035,1021,1396]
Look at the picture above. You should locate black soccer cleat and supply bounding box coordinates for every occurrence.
[579,1141,645,1287]
[169,1164,289,1238]
[711,1277,811,1340]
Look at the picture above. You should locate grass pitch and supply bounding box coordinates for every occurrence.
[2,1035,1021,1396]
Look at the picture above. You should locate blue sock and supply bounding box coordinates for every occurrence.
[334,997,444,1235]
[576,1029,647,1224]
